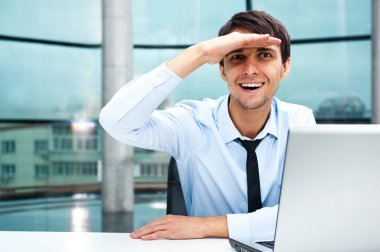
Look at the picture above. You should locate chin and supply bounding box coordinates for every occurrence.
[238,98,267,110]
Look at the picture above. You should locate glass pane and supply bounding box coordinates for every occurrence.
[132,0,246,44]
[0,0,101,44]
[277,41,371,120]
[0,122,168,232]
[134,49,228,104]
[0,123,102,231]
[0,41,102,120]
[252,0,371,39]
[0,123,101,187]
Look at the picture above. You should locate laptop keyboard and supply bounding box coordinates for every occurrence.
[257,241,275,249]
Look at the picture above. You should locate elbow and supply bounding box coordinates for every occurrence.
[98,107,132,135]
[98,107,113,132]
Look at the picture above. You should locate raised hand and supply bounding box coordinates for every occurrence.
[167,32,281,78]
[199,32,281,64]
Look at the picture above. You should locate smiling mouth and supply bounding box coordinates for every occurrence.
[239,82,264,91]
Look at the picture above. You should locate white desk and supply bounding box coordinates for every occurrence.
[0,231,235,252]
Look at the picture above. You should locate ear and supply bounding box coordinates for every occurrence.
[280,58,291,79]
[219,64,227,81]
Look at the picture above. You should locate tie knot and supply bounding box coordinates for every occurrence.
[238,138,262,152]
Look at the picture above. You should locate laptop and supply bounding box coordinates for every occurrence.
[230,124,380,252]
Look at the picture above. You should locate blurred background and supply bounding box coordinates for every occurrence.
[0,0,375,232]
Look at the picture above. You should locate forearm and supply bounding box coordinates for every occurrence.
[167,44,207,78]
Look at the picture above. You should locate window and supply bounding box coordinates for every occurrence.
[77,137,98,151]
[52,161,97,176]
[151,164,158,177]
[53,125,71,135]
[140,164,150,177]
[79,162,97,176]
[1,164,16,181]
[53,137,73,151]
[52,124,99,152]
[35,165,49,179]
[0,0,102,121]
[52,162,64,176]
[1,140,15,153]
[277,40,371,120]
[85,138,98,150]
[34,140,48,154]
[137,164,168,178]
[52,162,73,176]
[161,165,168,179]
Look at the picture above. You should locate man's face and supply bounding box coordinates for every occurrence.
[219,31,291,111]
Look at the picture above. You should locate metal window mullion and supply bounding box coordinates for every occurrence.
[373,0,380,123]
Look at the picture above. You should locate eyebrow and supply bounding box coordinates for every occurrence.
[255,47,278,54]
[225,47,278,58]
[225,49,244,58]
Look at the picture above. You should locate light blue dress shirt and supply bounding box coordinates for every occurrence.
[99,63,316,242]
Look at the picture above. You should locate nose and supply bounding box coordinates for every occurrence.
[242,58,259,76]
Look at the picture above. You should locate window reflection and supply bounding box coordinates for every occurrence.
[277,40,371,120]
[0,123,101,198]
[1,164,16,182]
[71,206,89,232]
[1,140,16,153]
[253,0,371,39]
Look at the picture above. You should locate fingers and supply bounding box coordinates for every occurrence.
[141,231,168,240]
[131,224,167,239]
[226,32,281,52]
[239,33,281,47]
[130,215,176,239]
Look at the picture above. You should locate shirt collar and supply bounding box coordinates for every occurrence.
[217,96,279,143]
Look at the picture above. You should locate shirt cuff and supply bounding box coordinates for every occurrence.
[227,213,251,242]
[227,205,278,242]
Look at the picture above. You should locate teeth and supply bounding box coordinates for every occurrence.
[240,83,263,88]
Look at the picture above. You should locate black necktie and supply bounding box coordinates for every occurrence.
[238,138,263,212]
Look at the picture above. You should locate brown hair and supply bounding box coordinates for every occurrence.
[219,10,290,64]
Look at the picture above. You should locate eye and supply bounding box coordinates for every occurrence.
[258,52,272,59]
[230,53,245,61]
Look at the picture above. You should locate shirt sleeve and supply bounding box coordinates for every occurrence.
[99,63,190,157]
[99,63,182,130]
[227,205,278,242]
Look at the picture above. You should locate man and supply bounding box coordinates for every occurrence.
[99,10,315,242]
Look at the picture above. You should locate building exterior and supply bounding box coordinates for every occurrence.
[0,124,101,197]
[0,123,170,198]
